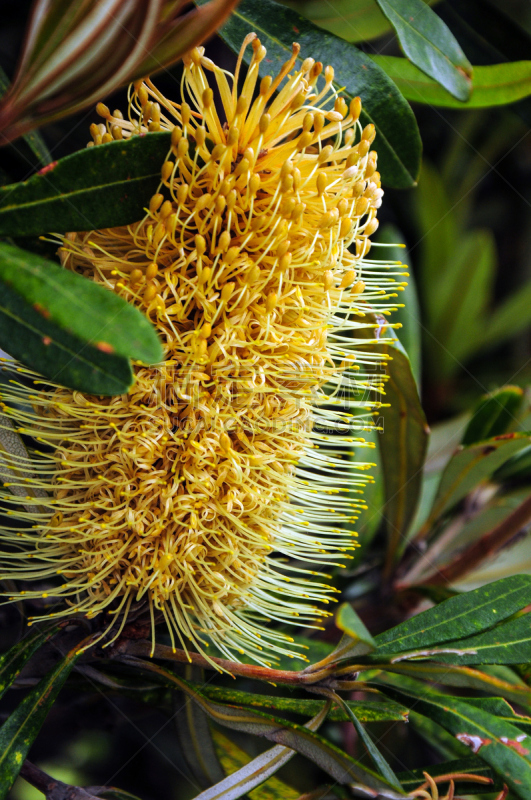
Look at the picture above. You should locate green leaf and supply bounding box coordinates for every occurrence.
[335,699,402,790]
[336,603,376,651]
[0,280,132,395]
[377,339,429,564]
[417,433,531,537]
[216,0,421,188]
[275,0,395,42]
[0,624,58,702]
[376,226,421,387]
[377,675,531,800]
[462,387,524,446]
[197,684,408,723]
[0,643,80,798]
[426,613,531,666]
[425,414,471,475]
[0,132,172,237]
[0,243,161,363]
[377,662,531,708]
[373,0,472,100]
[374,575,531,654]
[517,664,531,686]
[370,56,531,108]
[0,242,162,394]
[397,757,501,795]
[212,729,299,800]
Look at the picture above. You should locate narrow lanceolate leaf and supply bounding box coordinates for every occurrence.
[416,433,531,539]
[374,575,531,654]
[378,675,531,800]
[373,0,472,101]
[197,685,408,723]
[123,658,403,795]
[371,56,531,108]
[216,0,421,188]
[462,387,524,446]
[377,662,531,707]
[335,698,402,791]
[0,624,58,702]
[377,339,429,566]
[0,243,162,394]
[194,706,329,800]
[0,132,172,237]
[0,642,80,799]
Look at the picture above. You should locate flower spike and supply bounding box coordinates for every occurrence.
[0,37,406,669]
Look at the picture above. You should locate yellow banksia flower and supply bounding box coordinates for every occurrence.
[0,35,405,667]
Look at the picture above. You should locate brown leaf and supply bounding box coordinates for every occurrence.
[0,0,239,144]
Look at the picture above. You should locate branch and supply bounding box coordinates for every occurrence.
[19,761,100,800]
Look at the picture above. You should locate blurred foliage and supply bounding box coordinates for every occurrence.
[2,1,531,800]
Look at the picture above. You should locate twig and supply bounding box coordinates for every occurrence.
[19,761,100,800]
